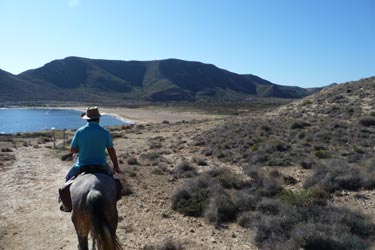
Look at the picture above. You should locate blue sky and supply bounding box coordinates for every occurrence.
[0,0,374,87]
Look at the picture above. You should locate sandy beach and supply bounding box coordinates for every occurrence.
[52,105,222,124]
[99,106,219,124]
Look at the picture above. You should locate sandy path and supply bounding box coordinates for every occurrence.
[0,140,257,250]
[67,106,220,124]
[0,146,76,250]
[0,114,258,250]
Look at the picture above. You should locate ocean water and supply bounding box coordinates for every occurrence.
[0,108,130,134]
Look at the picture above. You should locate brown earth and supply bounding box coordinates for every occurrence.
[0,107,258,250]
[2,101,375,250]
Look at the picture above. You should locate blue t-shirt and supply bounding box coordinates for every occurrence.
[71,122,113,168]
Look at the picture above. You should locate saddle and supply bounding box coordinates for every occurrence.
[59,165,123,212]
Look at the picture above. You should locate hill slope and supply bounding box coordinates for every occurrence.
[243,74,318,98]
[190,76,375,249]
[196,76,375,174]
[1,57,321,103]
[0,69,62,102]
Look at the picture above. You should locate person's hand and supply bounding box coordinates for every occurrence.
[113,166,120,174]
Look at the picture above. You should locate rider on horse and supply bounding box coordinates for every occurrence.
[60,106,121,212]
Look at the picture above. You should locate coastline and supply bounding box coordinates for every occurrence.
[0,108,128,134]
[98,106,222,124]
[0,106,223,134]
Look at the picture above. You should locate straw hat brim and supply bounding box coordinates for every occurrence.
[81,114,101,120]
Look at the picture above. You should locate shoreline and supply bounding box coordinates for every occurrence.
[0,106,223,134]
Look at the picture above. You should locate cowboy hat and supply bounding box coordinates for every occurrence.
[81,106,102,120]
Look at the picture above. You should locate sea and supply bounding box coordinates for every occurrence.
[0,108,131,134]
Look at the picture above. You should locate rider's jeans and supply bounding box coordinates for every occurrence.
[65,164,113,181]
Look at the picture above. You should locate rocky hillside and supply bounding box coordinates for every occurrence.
[1,57,321,103]
[0,69,61,102]
[275,76,375,120]
[195,76,375,168]
[189,76,375,249]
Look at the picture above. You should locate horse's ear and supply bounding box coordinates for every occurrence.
[58,181,73,212]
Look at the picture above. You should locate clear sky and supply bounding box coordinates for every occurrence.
[0,0,374,87]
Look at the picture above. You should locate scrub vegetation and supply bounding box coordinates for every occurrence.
[170,77,375,249]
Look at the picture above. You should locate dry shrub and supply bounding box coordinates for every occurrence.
[359,117,375,127]
[171,176,212,217]
[1,148,13,152]
[174,161,197,178]
[204,190,237,225]
[206,168,246,189]
[304,160,375,192]
[233,191,258,212]
[143,238,183,250]
[192,156,208,166]
[0,152,16,162]
[127,156,138,165]
[140,151,160,165]
[290,120,311,129]
[290,222,369,250]
[256,198,283,215]
[300,159,314,169]
[238,203,374,250]
[172,164,375,250]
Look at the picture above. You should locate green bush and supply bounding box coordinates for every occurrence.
[250,144,258,151]
[171,176,212,217]
[277,189,329,207]
[302,100,313,106]
[313,150,330,159]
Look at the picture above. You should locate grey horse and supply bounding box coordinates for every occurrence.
[70,173,122,250]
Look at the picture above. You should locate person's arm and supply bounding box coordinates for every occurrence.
[70,147,78,162]
[107,147,120,174]
[71,130,79,154]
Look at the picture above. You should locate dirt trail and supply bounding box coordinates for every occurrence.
[0,117,259,250]
[0,146,77,250]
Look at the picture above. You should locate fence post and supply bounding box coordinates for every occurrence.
[52,128,56,149]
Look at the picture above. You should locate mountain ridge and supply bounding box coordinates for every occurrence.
[1,57,324,103]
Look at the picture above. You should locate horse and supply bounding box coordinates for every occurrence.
[70,172,122,250]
